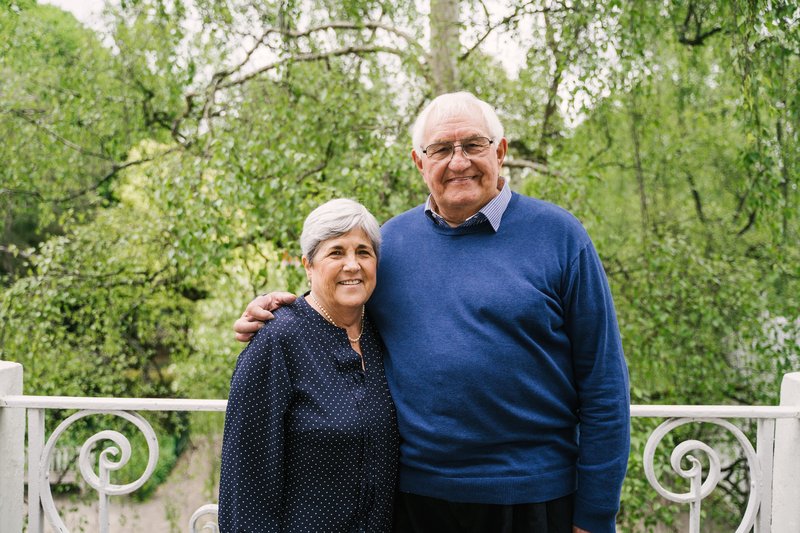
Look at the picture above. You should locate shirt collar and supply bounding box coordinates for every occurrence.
[424,181,512,232]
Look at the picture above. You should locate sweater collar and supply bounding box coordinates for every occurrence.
[424,181,512,232]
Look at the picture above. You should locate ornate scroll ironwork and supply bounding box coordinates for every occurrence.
[642,417,761,533]
[37,410,159,533]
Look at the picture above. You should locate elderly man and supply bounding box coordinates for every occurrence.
[234,92,630,533]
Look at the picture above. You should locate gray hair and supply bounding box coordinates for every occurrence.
[411,91,505,151]
[300,198,382,264]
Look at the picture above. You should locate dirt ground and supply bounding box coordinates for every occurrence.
[44,435,221,533]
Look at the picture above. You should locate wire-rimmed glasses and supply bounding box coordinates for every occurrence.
[422,136,494,161]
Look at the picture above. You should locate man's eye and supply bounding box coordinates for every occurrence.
[430,144,451,155]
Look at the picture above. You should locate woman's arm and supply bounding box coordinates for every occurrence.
[219,328,293,531]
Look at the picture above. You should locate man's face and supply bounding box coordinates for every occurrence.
[411,112,507,225]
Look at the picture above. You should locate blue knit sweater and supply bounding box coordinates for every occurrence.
[367,192,630,533]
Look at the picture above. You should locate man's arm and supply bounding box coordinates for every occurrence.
[564,240,630,533]
[233,292,297,342]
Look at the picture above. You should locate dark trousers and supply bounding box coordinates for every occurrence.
[393,492,575,533]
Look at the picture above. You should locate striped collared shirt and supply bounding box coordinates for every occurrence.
[424,181,512,232]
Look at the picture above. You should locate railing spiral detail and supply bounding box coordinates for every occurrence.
[643,417,761,533]
[38,410,159,533]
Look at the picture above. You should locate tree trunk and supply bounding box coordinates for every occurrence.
[429,0,460,95]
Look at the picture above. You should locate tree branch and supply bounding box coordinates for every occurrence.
[172,20,430,141]
[676,1,723,46]
[504,158,563,178]
[192,21,426,94]
[685,171,706,224]
[585,117,614,166]
[7,108,113,162]
[678,26,723,46]
[0,147,181,204]
[295,160,329,183]
[736,210,757,236]
[278,21,422,50]
[36,262,175,290]
[628,94,650,238]
[216,45,412,90]
[52,149,180,203]
[460,2,556,62]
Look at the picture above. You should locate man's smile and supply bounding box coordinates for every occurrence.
[445,175,479,184]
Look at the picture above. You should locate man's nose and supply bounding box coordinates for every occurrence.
[447,148,471,169]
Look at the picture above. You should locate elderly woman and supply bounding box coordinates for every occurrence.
[219,199,398,532]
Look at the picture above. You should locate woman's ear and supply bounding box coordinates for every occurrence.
[302,256,312,286]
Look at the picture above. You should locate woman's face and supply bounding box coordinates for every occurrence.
[303,227,378,311]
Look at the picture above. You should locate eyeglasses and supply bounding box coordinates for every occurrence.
[422,136,494,161]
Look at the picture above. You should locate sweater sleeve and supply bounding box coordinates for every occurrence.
[219,327,293,533]
[563,240,631,533]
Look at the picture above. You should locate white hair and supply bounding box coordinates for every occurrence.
[300,199,382,264]
[411,91,505,151]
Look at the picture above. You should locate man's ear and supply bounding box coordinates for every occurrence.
[496,137,508,167]
[411,149,424,173]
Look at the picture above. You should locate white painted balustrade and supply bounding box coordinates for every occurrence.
[2,360,800,532]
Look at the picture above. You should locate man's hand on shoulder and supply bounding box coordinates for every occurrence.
[233,291,297,342]
[573,527,590,533]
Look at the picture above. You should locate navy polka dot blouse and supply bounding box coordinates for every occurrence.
[219,296,399,532]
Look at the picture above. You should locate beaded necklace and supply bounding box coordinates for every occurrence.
[309,293,365,344]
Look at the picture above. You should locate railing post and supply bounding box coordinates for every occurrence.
[771,372,800,532]
[0,361,25,533]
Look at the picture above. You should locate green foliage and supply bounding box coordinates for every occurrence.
[0,1,183,281]
[549,1,800,527]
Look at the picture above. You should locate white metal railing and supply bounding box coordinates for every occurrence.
[0,385,225,533]
[2,361,800,533]
[635,405,791,533]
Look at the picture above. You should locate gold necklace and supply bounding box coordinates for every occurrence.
[309,293,365,343]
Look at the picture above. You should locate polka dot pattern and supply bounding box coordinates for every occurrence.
[219,296,399,532]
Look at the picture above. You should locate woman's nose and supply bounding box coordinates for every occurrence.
[343,254,361,270]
